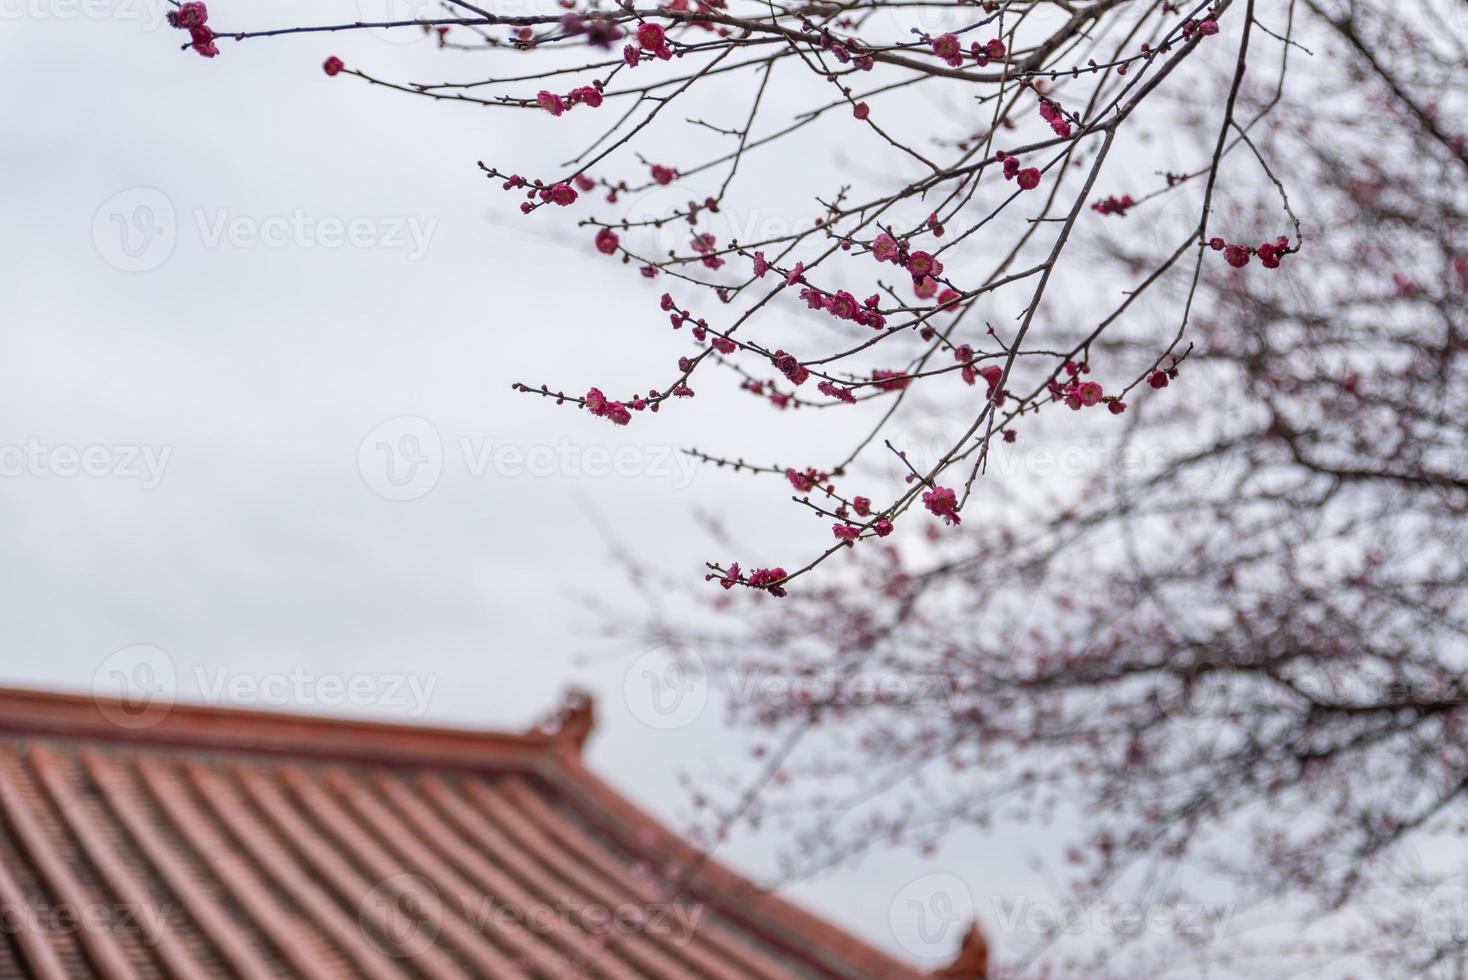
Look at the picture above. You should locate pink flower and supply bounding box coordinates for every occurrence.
[167,1,207,28]
[1091,194,1135,216]
[752,251,768,277]
[873,518,894,537]
[1197,20,1219,35]
[931,33,962,67]
[786,467,822,491]
[906,251,943,278]
[852,496,871,517]
[190,26,218,57]
[826,290,860,320]
[594,228,619,254]
[871,369,910,391]
[872,233,900,263]
[786,261,804,284]
[774,350,809,386]
[322,56,344,76]
[584,387,631,425]
[747,567,788,597]
[650,164,677,185]
[853,102,869,120]
[833,524,861,542]
[1147,370,1170,389]
[922,486,961,525]
[537,90,567,116]
[1224,243,1250,267]
[635,22,665,50]
[817,380,856,403]
[718,562,741,589]
[571,85,603,108]
[1016,168,1041,191]
[546,183,578,206]
[1077,381,1103,406]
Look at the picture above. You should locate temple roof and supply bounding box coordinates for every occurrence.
[0,686,930,979]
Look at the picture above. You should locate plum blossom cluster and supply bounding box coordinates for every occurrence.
[870,232,956,301]
[166,1,217,58]
[624,22,673,66]
[784,466,828,493]
[797,287,886,330]
[817,380,857,404]
[740,379,795,410]
[953,345,1007,399]
[930,33,1006,68]
[1210,234,1293,269]
[921,485,960,525]
[714,562,791,598]
[1038,99,1073,139]
[491,172,591,212]
[583,387,634,426]
[774,351,810,386]
[1091,194,1136,216]
[996,151,1043,191]
[537,84,604,116]
[556,12,622,48]
[661,293,737,354]
[732,565,790,597]
[1046,360,1125,413]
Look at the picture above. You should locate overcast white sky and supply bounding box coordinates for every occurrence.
[0,1,1296,971]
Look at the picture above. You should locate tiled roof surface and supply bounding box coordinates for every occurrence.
[0,688,928,980]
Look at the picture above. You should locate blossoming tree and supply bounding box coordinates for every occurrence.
[171,0,1466,973]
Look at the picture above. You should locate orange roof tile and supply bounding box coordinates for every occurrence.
[0,686,930,980]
